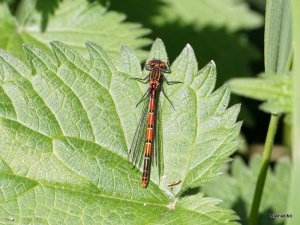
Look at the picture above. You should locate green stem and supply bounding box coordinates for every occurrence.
[248,114,279,225]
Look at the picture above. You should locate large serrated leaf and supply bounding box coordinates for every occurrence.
[152,0,263,31]
[0,0,150,60]
[0,39,241,224]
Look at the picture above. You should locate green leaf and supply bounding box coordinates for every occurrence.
[247,1,293,224]
[264,0,292,74]
[0,0,150,60]
[0,39,240,224]
[152,0,263,31]
[108,0,262,89]
[202,155,291,225]
[228,74,292,114]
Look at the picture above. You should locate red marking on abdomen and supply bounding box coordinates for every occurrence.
[149,98,155,111]
[148,112,155,127]
[144,142,151,156]
[146,128,153,143]
[142,143,151,188]
[141,88,157,188]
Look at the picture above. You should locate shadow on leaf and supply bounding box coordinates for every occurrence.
[179,187,201,198]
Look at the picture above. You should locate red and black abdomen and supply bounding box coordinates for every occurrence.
[141,88,156,188]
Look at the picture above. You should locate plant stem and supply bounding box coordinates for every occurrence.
[248,114,279,225]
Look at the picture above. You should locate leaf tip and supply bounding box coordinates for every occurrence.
[181,43,196,58]
[120,44,132,53]
[22,43,38,59]
[148,38,168,62]
[22,44,37,75]
[49,41,64,65]
[85,41,104,61]
[85,41,96,57]
[49,40,71,54]
[22,43,31,50]
[236,121,243,130]
[235,103,242,111]
[85,41,95,47]
[120,44,127,50]
[86,41,104,52]
[154,37,163,44]
[22,43,39,58]
[208,60,216,68]
[49,40,60,48]
[184,43,194,52]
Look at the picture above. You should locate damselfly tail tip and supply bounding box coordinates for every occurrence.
[142,180,148,188]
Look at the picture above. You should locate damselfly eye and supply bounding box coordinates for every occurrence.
[159,63,167,69]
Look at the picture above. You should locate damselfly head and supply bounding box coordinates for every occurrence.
[145,59,171,73]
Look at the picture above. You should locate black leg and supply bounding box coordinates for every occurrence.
[161,85,175,110]
[163,68,171,73]
[163,76,182,85]
[130,75,149,84]
[136,88,150,107]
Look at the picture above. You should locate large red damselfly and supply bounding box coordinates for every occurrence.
[129,59,181,188]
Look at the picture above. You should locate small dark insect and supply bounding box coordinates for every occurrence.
[129,59,181,188]
[168,179,182,187]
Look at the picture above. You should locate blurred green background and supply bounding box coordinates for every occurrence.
[107,0,275,146]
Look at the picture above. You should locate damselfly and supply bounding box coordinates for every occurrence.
[129,59,181,188]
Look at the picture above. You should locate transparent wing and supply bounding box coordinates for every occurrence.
[152,89,164,181]
[129,95,150,169]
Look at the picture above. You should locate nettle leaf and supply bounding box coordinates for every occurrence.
[0,0,150,60]
[202,155,290,225]
[228,74,292,114]
[152,0,263,31]
[0,39,240,224]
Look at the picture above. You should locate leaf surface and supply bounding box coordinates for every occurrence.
[0,39,241,224]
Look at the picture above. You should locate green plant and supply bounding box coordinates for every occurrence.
[0,0,150,60]
[1,0,297,224]
[227,0,298,224]
[202,155,290,225]
[0,38,241,224]
[286,0,300,224]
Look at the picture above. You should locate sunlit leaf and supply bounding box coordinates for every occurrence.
[0,39,241,224]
